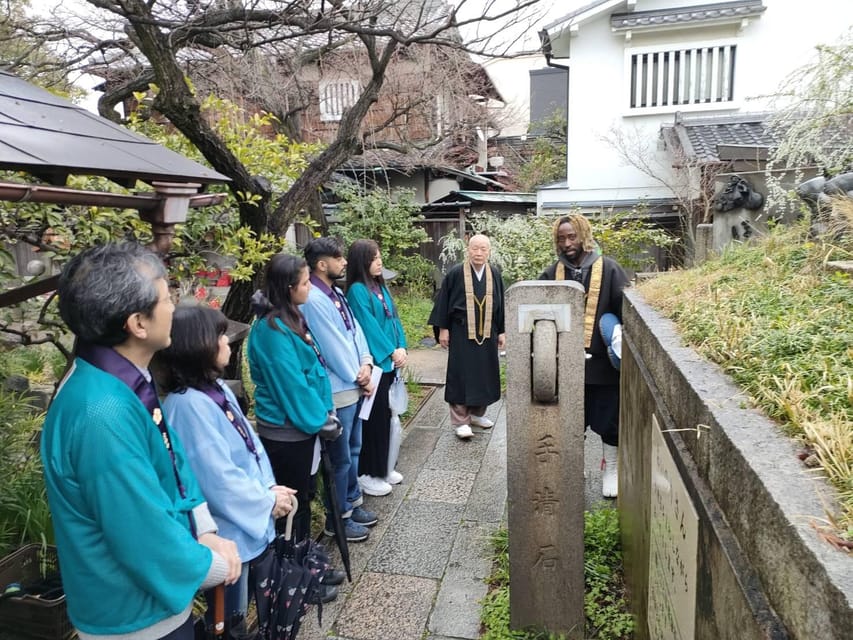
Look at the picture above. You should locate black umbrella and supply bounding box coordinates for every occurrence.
[319,438,352,582]
[252,496,331,640]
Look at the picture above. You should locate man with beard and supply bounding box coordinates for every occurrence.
[429,234,506,440]
[539,214,629,498]
[302,237,379,543]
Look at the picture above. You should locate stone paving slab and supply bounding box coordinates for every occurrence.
[395,425,441,475]
[367,500,465,578]
[408,382,451,429]
[424,428,490,473]
[465,405,508,524]
[334,572,438,640]
[428,520,496,639]
[410,468,478,504]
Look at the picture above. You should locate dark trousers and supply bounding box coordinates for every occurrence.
[359,370,394,477]
[260,435,317,542]
[160,615,193,640]
[584,384,620,446]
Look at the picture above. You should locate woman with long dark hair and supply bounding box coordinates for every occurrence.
[245,254,344,600]
[158,305,295,626]
[345,239,408,497]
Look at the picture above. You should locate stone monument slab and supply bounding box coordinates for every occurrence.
[505,281,586,637]
[648,414,699,640]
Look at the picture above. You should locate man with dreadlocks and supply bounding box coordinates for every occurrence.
[539,214,629,498]
[429,234,506,440]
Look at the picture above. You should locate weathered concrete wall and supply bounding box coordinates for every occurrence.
[620,289,853,640]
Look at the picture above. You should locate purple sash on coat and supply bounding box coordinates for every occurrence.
[75,341,188,500]
[198,382,261,465]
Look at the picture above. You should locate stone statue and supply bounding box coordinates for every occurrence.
[796,171,853,237]
[714,175,765,212]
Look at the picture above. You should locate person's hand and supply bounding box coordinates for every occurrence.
[361,382,375,397]
[271,485,296,518]
[356,364,372,388]
[198,532,241,585]
[391,348,408,368]
[497,333,506,350]
[438,328,450,349]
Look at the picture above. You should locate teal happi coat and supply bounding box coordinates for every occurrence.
[41,358,212,635]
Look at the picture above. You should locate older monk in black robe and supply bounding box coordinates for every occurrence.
[429,234,506,440]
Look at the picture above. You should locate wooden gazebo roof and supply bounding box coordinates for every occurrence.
[0,70,230,309]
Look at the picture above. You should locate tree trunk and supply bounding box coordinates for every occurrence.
[222,277,257,325]
[271,38,398,229]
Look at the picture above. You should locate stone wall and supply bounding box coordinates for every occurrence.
[619,289,853,640]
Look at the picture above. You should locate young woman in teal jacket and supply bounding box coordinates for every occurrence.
[247,254,334,546]
[345,239,408,497]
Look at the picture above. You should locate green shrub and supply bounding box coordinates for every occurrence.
[584,507,635,638]
[481,506,634,639]
[438,211,674,284]
[0,389,52,557]
[0,344,69,385]
[638,218,853,533]
[393,291,435,347]
[331,185,434,295]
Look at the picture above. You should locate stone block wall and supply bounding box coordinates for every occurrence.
[619,289,853,639]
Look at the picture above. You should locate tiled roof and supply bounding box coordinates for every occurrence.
[448,191,536,204]
[339,148,507,189]
[611,1,765,31]
[662,112,779,163]
[340,146,461,172]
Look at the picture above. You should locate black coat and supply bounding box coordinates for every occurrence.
[539,253,628,385]
[429,263,505,407]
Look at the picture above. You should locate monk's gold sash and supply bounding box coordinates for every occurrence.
[555,256,602,348]
[463,260,493,345]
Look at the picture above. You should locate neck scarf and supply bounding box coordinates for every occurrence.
[310,274,354,332]
[199,382,260,466]
[555,254,602,349]
[369,283,393,318]
[463,260,493,345]
[75,341,187,499]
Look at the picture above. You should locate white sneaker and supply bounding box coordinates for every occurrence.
[386,469,403,485]
[470,415,494,429]
[358,475,392,496]
[455,424,474,439]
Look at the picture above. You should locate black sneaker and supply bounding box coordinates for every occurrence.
[320,568,347,586]
[308,584,338,604]
[350,506,378,527]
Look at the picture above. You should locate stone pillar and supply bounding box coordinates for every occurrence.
[694,223,713,265]
[505,280,586,638]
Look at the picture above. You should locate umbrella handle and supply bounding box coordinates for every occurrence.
[284,495,298,542]
[213,583,225,636]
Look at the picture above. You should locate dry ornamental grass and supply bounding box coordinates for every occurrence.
[638,203,853,538]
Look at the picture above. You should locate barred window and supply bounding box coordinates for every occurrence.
[319,79,360,122]
[628,43,736,111]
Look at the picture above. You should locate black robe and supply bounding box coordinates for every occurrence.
[539,253,629,386]
[429,263,505,407]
